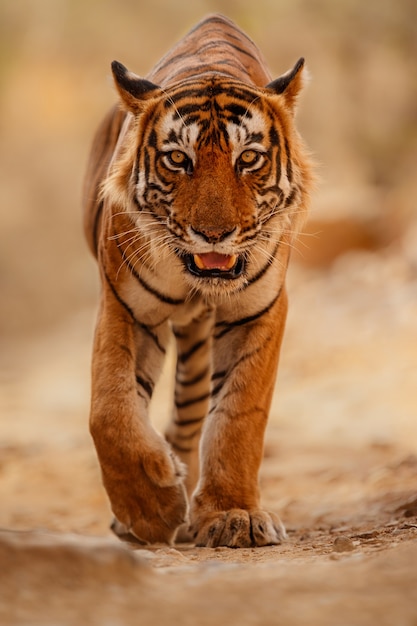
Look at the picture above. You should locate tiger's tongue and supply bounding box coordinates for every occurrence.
[194,253,237,271]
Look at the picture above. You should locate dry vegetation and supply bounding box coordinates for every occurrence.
[0,1,416,624]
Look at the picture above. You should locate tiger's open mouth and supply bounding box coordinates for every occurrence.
[184,252,244,279]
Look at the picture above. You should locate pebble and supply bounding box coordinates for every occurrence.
[332,536,355,552]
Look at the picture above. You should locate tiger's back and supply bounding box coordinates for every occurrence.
[149,14,271,87]
[83,14,313,548]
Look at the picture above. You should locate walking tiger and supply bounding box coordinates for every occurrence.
[83,14,313,547]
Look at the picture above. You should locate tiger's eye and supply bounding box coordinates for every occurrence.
[169,150,187,165]
[239,150,259,165]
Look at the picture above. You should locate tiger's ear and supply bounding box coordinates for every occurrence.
[111,61,160,114]
[265,58,306,112]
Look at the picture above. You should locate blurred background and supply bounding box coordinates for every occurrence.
[0,0,416,340]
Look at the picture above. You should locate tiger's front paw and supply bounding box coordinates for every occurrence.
[102,445,188,545]
[190,508,286,548]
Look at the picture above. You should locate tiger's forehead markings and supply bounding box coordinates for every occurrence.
[226,108,268,144]
[163,76,263,106]
[226,109,269,164]
[159,89,270,160]
[160,112,200,159]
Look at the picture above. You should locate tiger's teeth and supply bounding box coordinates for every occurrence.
[194,254,206,270]
[224,254,237,269]
[193,253,237,271]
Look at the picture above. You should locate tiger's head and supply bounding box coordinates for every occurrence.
[104,61,313,296]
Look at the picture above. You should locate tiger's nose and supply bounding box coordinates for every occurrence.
[190,226,236,244]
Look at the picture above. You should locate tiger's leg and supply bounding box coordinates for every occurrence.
[89,283,188,545]
[165,309,214,497]
[189,289,288,548]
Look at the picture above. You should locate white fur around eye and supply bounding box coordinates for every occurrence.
[226,111,268,167]
[160,114,199,163]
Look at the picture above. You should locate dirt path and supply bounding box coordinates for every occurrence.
[1,248,416,625]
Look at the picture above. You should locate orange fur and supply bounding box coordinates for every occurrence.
[83,14,313,547]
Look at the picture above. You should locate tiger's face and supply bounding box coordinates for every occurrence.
[109,69,310,297]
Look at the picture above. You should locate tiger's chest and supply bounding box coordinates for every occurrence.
[108,229,285,332]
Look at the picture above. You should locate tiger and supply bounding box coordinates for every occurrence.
[82,14,313,548]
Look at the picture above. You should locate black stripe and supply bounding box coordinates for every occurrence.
[176,366,210,387]
[175,391,210,409]
[135,374,154,398]
[214,288,282,340]
[211,370,227,397]
[156,15,259,74]
[284,137,293,183]
[173,416,205,427]
[211,338,274,398]
[208,403,218,415]
[270,126,282,186]
[212,379,226,397]
[211,370,227,381]
[169,441,194,454]
[191,19,260,54]
[227,27,258,49]
[153,50,192,76]
[230,341,269,373]
[163,86,212,104]
[190,38,260,65]
[103,269,166,354]
[174,427,202,441]
[134,151,141,189]
[216,387,238,404]
[161,61,249,87]
[120,246,185,306]
[113,228,185,306]
[165,82,260,107]
[137,322,166,354]
[175,101,211,117]
[103,268,136,322]
[148,128,158,148]
[246,240,281,286]
[217,39,260,63]
[178,338,208,364]
[285,187,297,207]
[132,195,142,213]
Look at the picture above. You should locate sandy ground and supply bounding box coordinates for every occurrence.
[1,245,417,625]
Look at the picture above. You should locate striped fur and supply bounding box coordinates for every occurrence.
[83,14,313,547]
